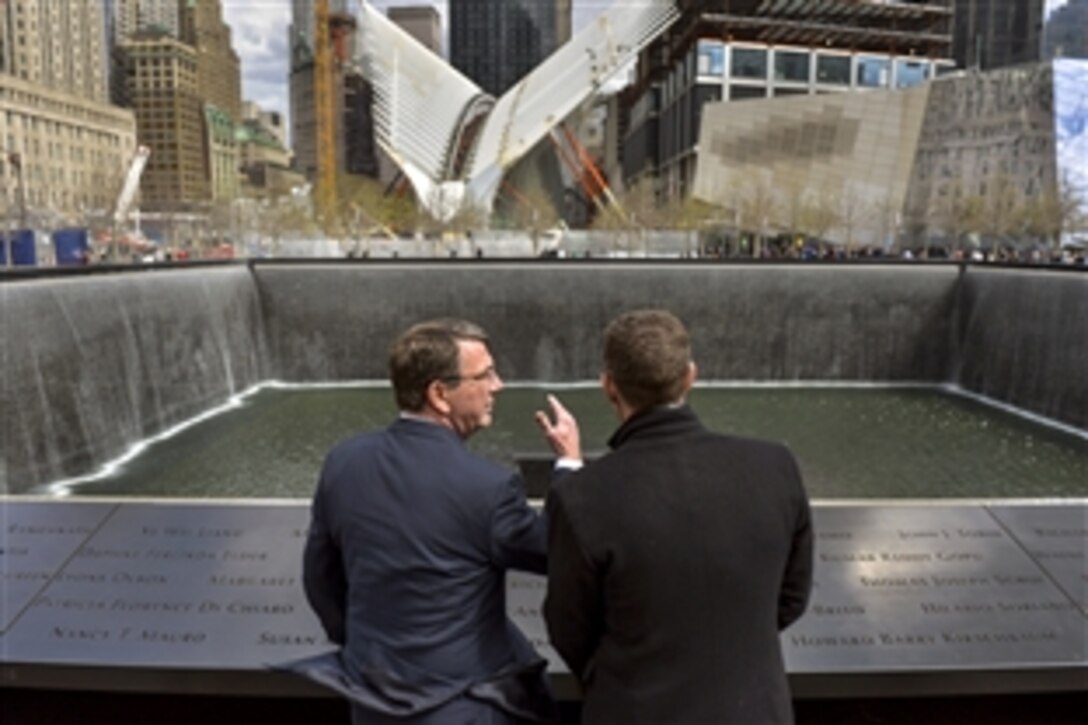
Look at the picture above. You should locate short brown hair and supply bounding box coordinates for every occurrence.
[603,309,691,412]
[389,319,489,411]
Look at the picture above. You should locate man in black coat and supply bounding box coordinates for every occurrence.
[301,319,555,724]
[538,309,813,724]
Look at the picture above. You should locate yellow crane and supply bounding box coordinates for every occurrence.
[313,0,337,227]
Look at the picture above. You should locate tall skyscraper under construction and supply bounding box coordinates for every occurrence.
[953,0,1045,70]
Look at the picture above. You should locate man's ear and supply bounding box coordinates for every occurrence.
[684,361,698,392]
[425,380,452,416]
[601,372,620,407]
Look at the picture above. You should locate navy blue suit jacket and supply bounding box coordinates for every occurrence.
[301,417,553,721]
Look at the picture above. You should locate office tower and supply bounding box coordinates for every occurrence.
[388,6,442,54]
[238,100,304,197]
[0,0,136,226]
[290,0,352,56]
[450,0,571,96]
[121,32,207,206]
[1045,0,1088,59]
[0,0,108,102]
[953,0,1045,70]
[289,0,352,179]
[113,0,182,43]
[243,101,289,151]
[180,0,242,122]
[110,0,183,107]
[113,0,142,45]
[622,0,955,202]
[178,0,241,202]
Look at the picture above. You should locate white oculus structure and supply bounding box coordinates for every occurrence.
[355,0,681,222]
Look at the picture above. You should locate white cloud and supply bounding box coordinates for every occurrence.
[222,0,291,120]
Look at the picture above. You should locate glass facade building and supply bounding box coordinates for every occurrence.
[449,0,570,97]
[621,1,955,201]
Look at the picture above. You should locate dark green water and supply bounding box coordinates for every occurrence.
[50,385,1087,499]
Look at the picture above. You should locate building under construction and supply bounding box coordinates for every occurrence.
[619,0,955,202]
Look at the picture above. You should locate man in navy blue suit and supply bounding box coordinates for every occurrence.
[302,318,578,724]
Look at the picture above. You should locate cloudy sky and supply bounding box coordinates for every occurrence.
[222,0,612,127]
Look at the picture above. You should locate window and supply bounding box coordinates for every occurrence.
[697,40,724,77]
[731,47,766,80]
[774,51,809,83]
[816,54,851,85]
[856,56,891,88]
[896,59,928,88]
[729,85,766,101]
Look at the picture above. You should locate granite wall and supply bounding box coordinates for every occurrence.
[1,266,269,493]
[253,263,958,383]
[3,261,1084,494]
[955,267,1088,429]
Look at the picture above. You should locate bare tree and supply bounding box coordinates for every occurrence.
[836,191,865,254]
[982,174,1022,244]
[738,178,777,257]
[934,181,985,248]
[780,176,806,239]
[509,180,561,242]
[797,189,840,248]
[339,174,420,237]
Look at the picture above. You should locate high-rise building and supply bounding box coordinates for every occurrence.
[953,0,1045,70]
[289,0,352,58]
[0,0,136,226]
[180,0,242,122]
[620,0,955,203]
[238,101,304,198]
[0,0,108,103]
[243,101,289,151]
[450,0,572,97]
[121,31,207,207]
[110,0,183,107]
[388,6,442,54]
[116,0,242,210]
[112,0,182,44]
[178,0,241,203]
[1045,0,1088,60]
[289,0,353,180]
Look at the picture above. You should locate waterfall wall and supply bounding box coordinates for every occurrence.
[254,263,960,383]
[1,266,269,493]
[956,267,1088,429]
[3,262,1084,494]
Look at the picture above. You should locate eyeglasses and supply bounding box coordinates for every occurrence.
[442,366,499,384]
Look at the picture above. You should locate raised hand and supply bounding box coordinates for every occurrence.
[534,394,582,462]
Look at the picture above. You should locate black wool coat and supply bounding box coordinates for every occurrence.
[545,405,813,724]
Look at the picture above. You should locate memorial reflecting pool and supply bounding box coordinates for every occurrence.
[41,385,1087,500]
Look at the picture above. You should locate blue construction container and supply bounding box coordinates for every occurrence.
[0,229,36,266]
[53,227,90,265]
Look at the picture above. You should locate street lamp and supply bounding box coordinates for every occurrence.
[8,152,27,229]
[5,152,27,268]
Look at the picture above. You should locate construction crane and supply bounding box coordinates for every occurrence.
[313,0,337,228]
[111,144,151,261]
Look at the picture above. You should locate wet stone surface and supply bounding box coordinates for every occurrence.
[1,500,1084,694]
